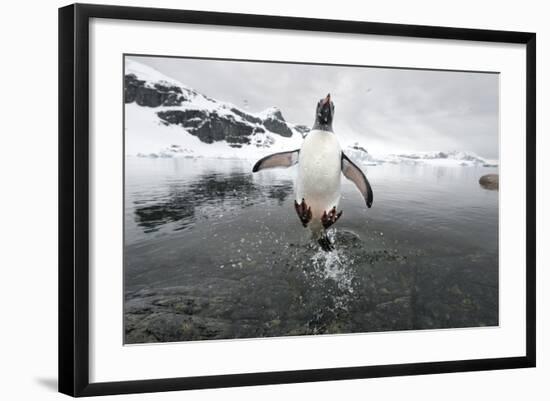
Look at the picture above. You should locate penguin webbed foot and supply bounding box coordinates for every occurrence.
[321,207,343,229]
[294,198,312,227]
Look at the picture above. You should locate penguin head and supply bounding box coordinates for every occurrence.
[313,94,335,131]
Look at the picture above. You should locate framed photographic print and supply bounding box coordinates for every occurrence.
[58,3,536,397]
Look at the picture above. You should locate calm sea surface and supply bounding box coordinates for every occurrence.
[124,157,499,343]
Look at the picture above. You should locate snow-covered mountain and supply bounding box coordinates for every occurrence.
[343,144,498,167]
[387,150,497,167]
[125,60,307,159]
[343,143,385,166]
[125,60,497,167]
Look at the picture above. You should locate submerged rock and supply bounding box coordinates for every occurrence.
[479,174,499,190]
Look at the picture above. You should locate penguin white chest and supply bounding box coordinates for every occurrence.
[296,130,342,219]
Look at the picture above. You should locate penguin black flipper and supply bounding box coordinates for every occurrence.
[341,153,374,208]
[252,150,300,172]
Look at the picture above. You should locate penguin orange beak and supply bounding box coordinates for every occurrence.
[321,93,331,106]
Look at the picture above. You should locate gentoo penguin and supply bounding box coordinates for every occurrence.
[252,94,373,251]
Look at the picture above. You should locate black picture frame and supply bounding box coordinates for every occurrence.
[59,3,536,397]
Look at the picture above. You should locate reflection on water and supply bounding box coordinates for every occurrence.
[133,172,293,232]
[124,157,499,344]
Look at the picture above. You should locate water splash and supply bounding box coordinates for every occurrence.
[308,230,357,295]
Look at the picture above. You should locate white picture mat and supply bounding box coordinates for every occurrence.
[89,18,526,383]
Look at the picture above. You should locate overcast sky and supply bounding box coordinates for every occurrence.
[129,56,499,159]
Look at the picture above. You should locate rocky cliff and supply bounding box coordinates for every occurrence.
[124,60,307,150]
